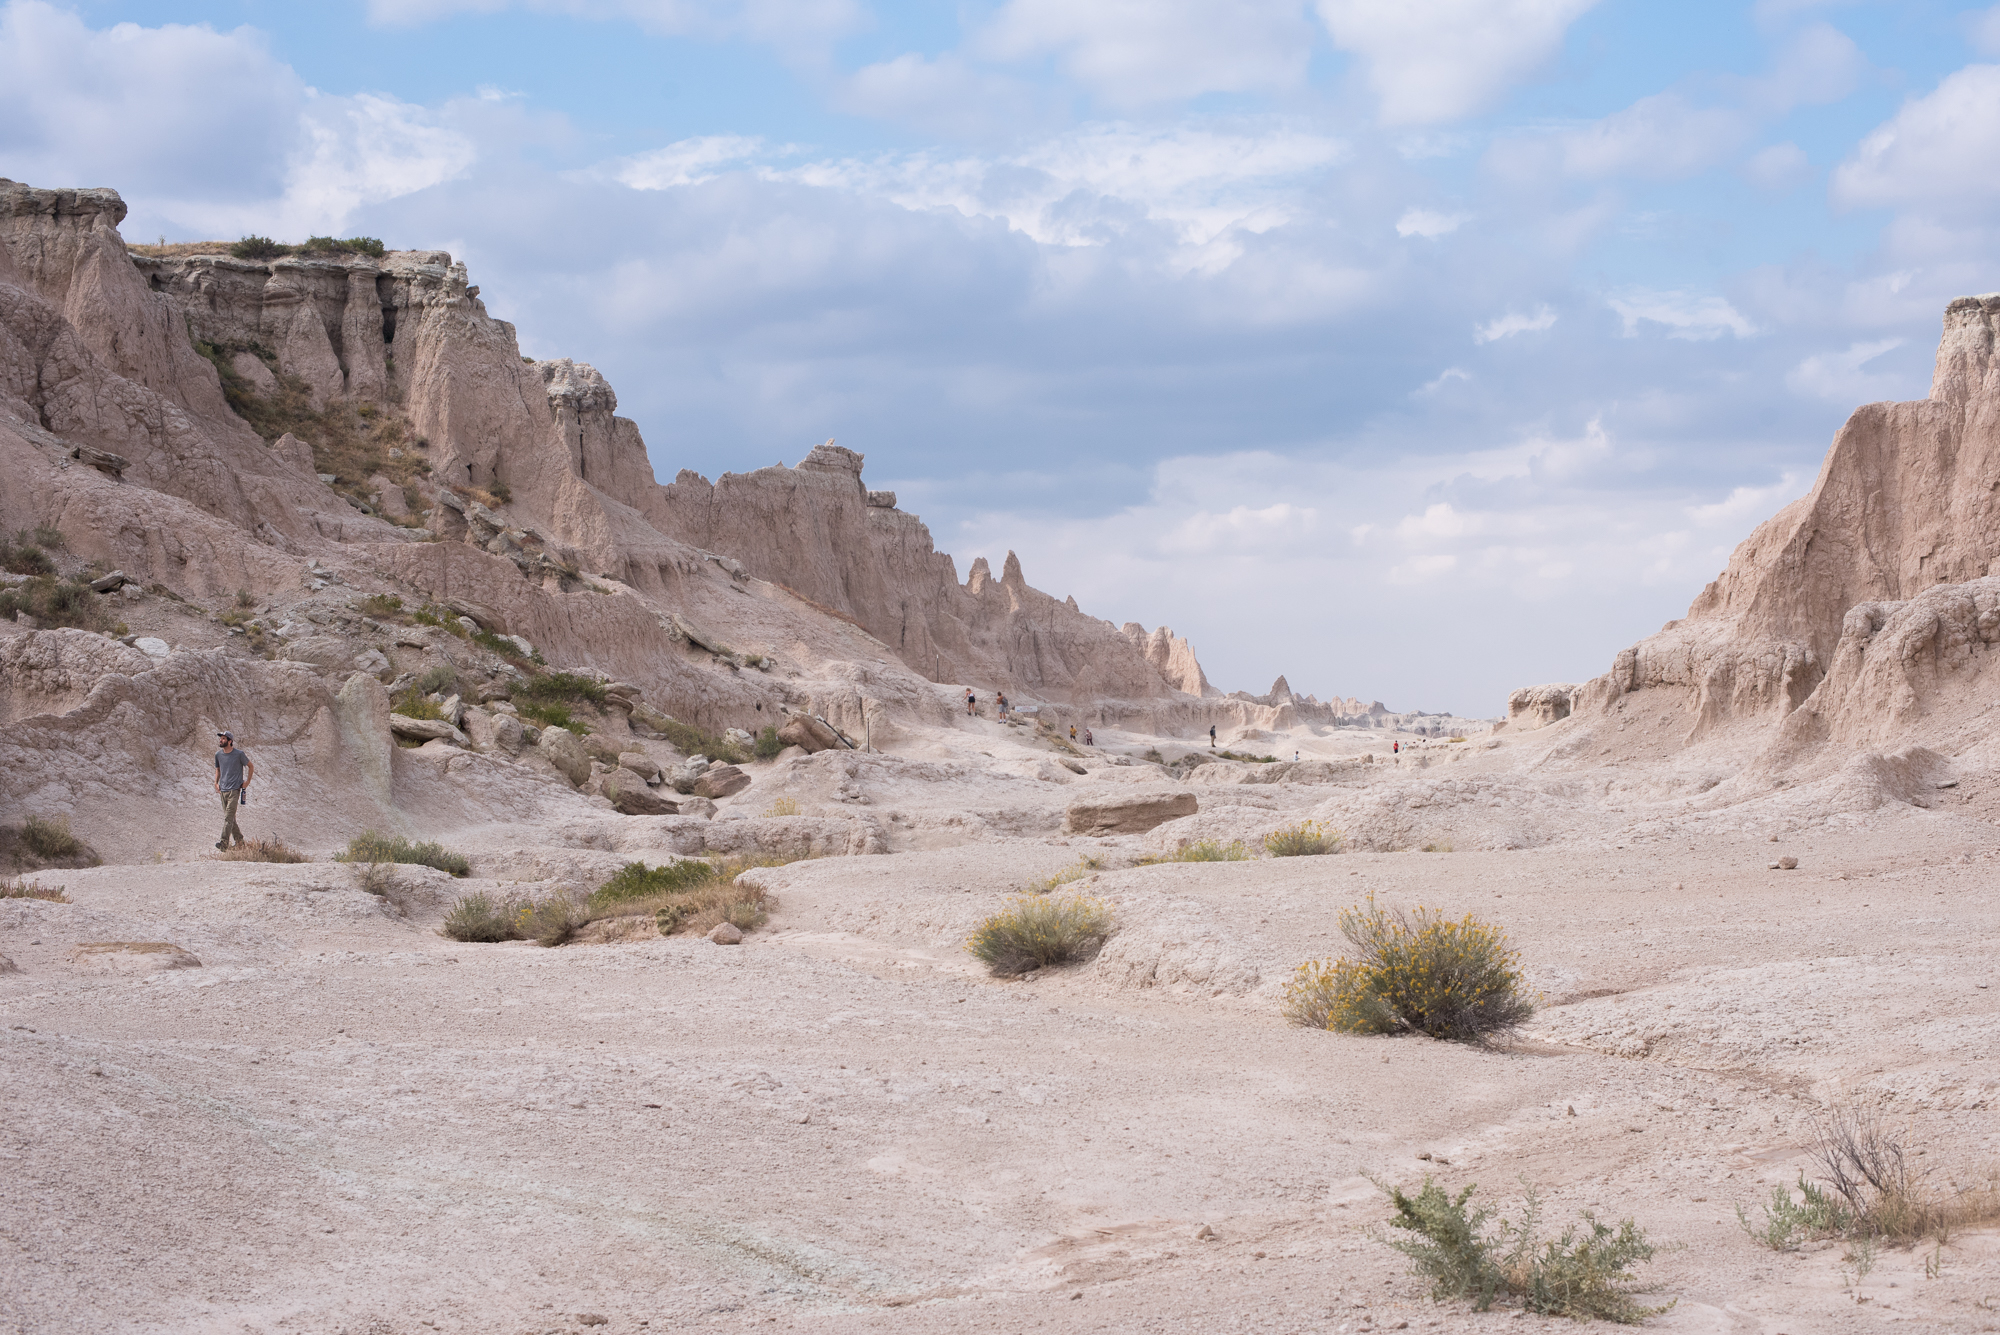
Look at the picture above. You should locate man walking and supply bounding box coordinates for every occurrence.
[213,730,254,850]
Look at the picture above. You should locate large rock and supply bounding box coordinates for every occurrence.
[581,732,627,765]
[463,707,526,756]
[777,714,842,754]
[1063,791,1199,836]
[606,769,678,815]
[388,714,468,746]
[693,764,752,799]
[1506,684,1577,731]
[538,726,592,787]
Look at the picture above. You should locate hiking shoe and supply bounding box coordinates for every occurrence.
[215,841,227,850]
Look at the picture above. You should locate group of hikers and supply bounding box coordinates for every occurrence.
[962,687,1094,747]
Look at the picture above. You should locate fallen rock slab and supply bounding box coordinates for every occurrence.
[608,771,678,816]
[388,714,469,746]
[1063,791,1199,836]
[67,942,202,973]
[777,714,842,754]
[694,764,752,798]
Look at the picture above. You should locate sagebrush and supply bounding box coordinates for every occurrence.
[1381,1177,1671,1323]
[1282,895,1534,1042]
[966,895,1112,975]
[1265,820,1339,857]
[1140,839,1251,864]
[0,577,102,630]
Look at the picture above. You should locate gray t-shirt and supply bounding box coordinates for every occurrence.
[215,748,251,792]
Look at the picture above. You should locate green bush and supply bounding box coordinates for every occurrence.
[588,855,777,937]
[357,593,405,618]
[655,717,745,764]
[754,725,783,759]
[1281,896,1534,1042]
[1382,1178,1671,1323]
[966,895,1112,976]
[1265,820,1339,857]
[20,815,86,861]
[1738,1176,1850,1251]
[336,831,470,877]
[1,537,53,576]
[298,235,387,258]
[29,525,63,550]
[517,672,607,707]
[0,577,102,629]
[416,664,458,695]
[527,894,587,947]
[517,700,577,732]
[594,859,721,903]
[231,235,288,260]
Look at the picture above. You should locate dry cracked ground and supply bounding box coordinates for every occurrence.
[5,818,2000,1335]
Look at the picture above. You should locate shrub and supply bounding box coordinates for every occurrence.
[391,691,444,720]
[966,895,1112,976]
[1,538,54,575]
[1737,1176,1850,1251]
[516,672,606,707]
[20,815,86,861]
[0,878,68,902]
[416,664,458,696]
[358,593,405,618]
[1381,1178,1671,1323]
[218,838,308,864]
[441,893,519,943]
[336,831,470,877]
[30,525,63,549]
[763,797,801,817]
[0,577,102,629]
[298,235,387,258]
[595,859,720,902]
[1281,896,1534,1043]
[1805,1107,2000,1244]
[1265,820,1339,857]
[517,700,576,731]
[231,235,288,260]
[754,726,783,759]
[655,717,745,764]
[525,893,587,947]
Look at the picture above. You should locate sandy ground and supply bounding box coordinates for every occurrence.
[7,797,2000,1335]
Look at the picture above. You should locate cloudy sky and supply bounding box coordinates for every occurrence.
[5,0,1999,713]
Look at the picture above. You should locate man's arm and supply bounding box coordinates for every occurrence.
[215,757,222,792]
[243,756,254,789]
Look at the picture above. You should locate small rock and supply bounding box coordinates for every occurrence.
[1193,1223,1216,1241]
[317,473,337,483]
[133,636,170,660]
[708,922,743,945]
[1778,856,1798,870]
[577,1317,608,1328]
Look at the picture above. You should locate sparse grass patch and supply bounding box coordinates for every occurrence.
[416,664,458,695]
[1024,855,1101,894]
[441,892,519,943]
[30,525,65,550]
[0,878,68,902]
[336,831,470,877]
[763,797,801,817]
[1139,839,1251,864]
[754,725,783,759]
[1282,896,1534,1043]
[0,816,101,871]
[1419,841,1455,853]
[217,838,308,864]
[1216,748,1278,763]
[654,717,745,764]
[516,672,606,708]
[1737,1176,1850,1251]
[1265,820,1339,857]
[516,700,578,732]
[966,894,1112,976]
[1801,1107,2000,1245]
[358,593,405,618]
[391,691,444,720]
[1,532,55,576]
[1380,1177,1672,1323]
[586,855,781,937]
[0,576,103,630]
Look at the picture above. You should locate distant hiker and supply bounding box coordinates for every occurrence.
[966,689,976,716]
[1294,751,1300,763]
[1393,741,1400,755]
[1083,727,1093,746]
[1209,725,1217,749]
[997,693,1010,718]
[1069,724,1077,741]
[213,730,254,850]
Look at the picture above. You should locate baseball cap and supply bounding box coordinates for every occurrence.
[217,730,233,740]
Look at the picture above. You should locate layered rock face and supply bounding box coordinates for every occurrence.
[1564,293,2000,759]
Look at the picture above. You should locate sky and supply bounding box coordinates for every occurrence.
[5,0,2000,715]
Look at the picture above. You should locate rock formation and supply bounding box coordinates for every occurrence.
[1555,292,2000,765]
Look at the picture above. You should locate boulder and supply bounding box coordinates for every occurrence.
[388,714,468,746]
[708,922,743,945]
[538,726,592,787]
[694,764,752,799]
[134,636,169,660]
[582,732,627,765]
[777,714,841,754]
[616,751,661,781]
[88,570,129,593]
[629,703,676,736]
[676,796,718,820]
[463,707,526,756]
[1062,791,1199,836]
[606,770,678,815]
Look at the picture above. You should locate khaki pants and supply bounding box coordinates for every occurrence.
[218,790,244,848]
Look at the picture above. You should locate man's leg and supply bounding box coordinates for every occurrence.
[220,790,243,847]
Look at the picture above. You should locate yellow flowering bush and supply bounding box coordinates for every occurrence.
[1282,896,1534,1042]
[967,894,1113,975]
[1265,820,1340,857]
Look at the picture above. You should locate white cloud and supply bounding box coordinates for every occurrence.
[364,0,866,54]
[615,135,769,188]
[1747,22,1865,114]
[977,0,1314,107]
[0,1,474,238]
[1687,473,1805,527]
[1832,64,2000,217]
[1784,338,1908,403]
[1395,207,1470,237]
[1474,306,1557,342]
[1316,0,1600,126]
[1609,290,1757,340]
[1554,93,1748,179]
[835,54,1054,137]
[1967,5,2000,56]
[1168,502,1318,555]
[1741,141,1811,192]
[1415,367,1470,394]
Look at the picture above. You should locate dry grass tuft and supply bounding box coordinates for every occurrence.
[1139,839,1251,864]
[1,878,68,902]
[217,838,308,863]
[1024,855,1102,895]
[966,895,1112,976]
[587,855,786,937]
[763,797,802,817]
[1282,895,1534,1043]
[1,815,101,871]
[336,831,469,877]
[1808,1107,2000,1245]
